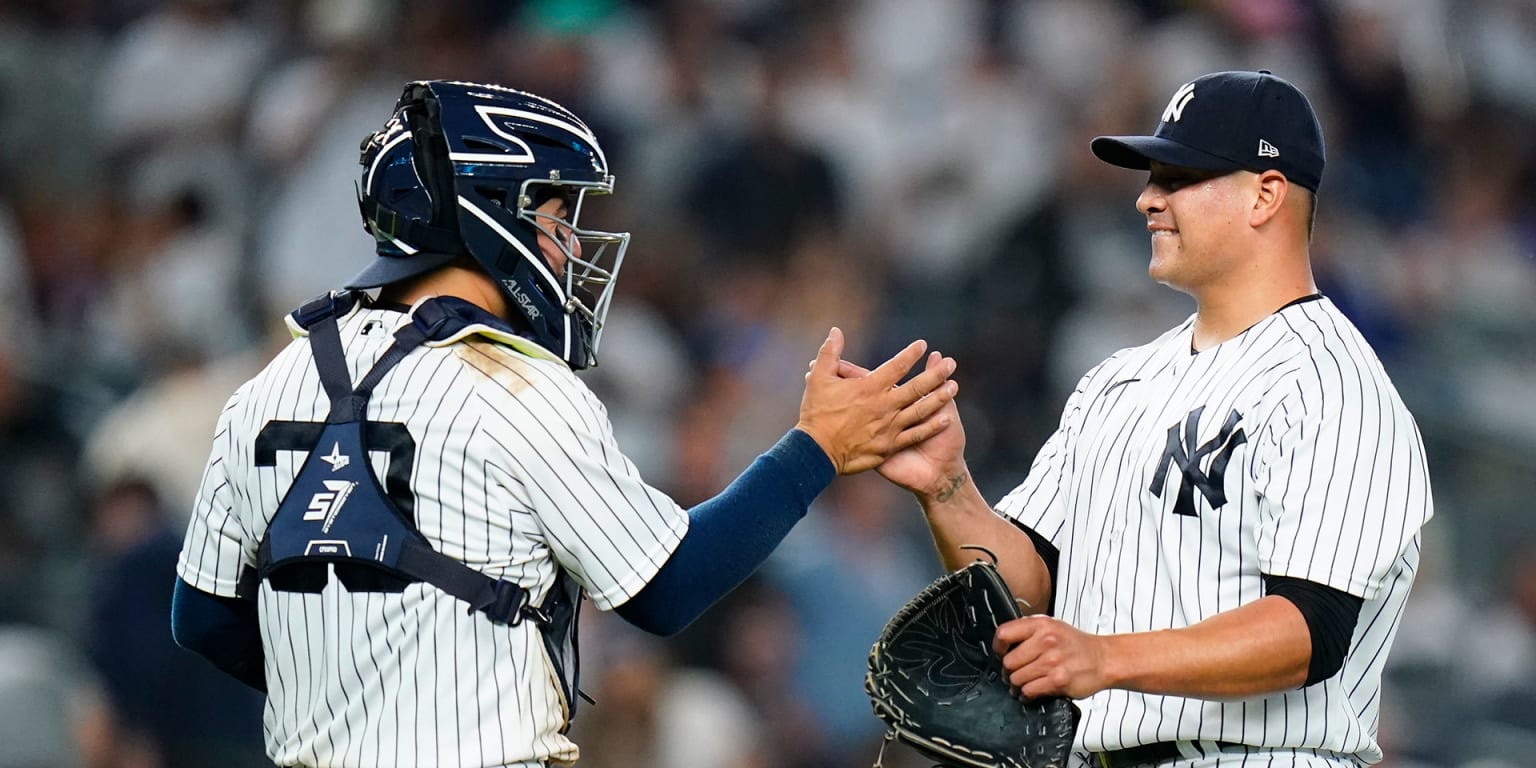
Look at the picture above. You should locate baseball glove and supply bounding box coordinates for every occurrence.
[865,556,1080,768]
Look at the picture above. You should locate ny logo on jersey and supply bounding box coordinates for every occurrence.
[304,479,358,533]
[1150,406,1247,517]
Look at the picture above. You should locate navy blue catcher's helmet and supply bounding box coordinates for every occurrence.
[350,80,629,369]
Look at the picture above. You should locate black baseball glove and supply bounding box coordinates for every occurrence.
[865,557,1080,768]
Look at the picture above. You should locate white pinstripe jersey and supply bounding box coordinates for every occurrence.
[177,299,689,767]
[997,297,1432,765]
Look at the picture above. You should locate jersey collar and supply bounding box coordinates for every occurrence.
[285,292,567,367]
[409,295,565,365]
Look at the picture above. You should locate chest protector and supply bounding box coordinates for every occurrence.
[251,292,587,722]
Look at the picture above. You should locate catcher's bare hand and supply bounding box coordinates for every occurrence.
[796,327,957,475]
[995,615,1111,700]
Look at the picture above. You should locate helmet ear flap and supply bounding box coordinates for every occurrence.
[405,97,459,233]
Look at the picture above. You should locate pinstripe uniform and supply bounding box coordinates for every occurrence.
[996,296,1431,766]
[178,298,688,767]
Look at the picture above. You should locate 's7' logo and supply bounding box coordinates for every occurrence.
[1150,406,1247,517]
[304,479,358,534]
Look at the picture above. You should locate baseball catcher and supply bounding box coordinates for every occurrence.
[866,552,1080,768]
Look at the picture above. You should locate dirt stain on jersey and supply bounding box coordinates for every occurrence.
[456,340,536,395]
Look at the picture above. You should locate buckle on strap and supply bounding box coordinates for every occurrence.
[291,291,358,330]
[477,580,537,626]
[409,298,453,340]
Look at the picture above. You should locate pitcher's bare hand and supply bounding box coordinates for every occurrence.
[834,353,968,499]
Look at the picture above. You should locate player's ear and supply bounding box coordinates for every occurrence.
[1249,170,1289,229]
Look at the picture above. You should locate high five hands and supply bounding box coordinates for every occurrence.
[795,327,959,475]
[815,337,968,497]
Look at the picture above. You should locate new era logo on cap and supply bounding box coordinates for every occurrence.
[1090,70,1326,192]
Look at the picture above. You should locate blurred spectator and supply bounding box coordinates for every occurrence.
[1381,528,1471,766]
[96,0,269,157]
[939,192,1082,496]
[0,3,109,204]
[83,479,267,768]
[1315,0,1435,228]
[704,580,825,768]
[247,0,405,313]
[692,242,880,490]
[81,334,278,525]
[777,4,899,231]
[579,293,697,484]
[680,42,866,486]
[0,624,114,768]
[0,198,37,363]
[1011,0,1137,99]
[1460,0,1536,118]
[1460,539,1536,703]
[584,0,761,209]
[85,158,249,381]
[878,44,1063,295]
[1394,109,1536,447]
[686,32,842,273]
[568,608,767,768]
[244,0,395,173]
[1454,539,1536,767]
[13,189,120,408]
[0,309,85,629]
[766,473,942,765]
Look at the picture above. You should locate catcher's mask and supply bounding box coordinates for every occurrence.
[350,80,629,370]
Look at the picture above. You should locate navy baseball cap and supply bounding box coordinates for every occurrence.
[1091,70,1325,192]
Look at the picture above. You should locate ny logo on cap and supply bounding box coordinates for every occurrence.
[1258,139,1280,158]
[1162,82,1196,123]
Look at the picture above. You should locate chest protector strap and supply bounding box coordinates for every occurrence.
[255,294,589,722]
[256,295,548,628]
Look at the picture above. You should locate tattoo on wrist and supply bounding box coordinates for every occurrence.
[934,474,966,503]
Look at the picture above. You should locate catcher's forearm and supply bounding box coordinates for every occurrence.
[617,429,831,636]
[1101,595,1310,698]
[916,473,1053,613]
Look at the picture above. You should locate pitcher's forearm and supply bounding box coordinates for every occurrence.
[1101,595,1311,699]
[917,474,1053,613]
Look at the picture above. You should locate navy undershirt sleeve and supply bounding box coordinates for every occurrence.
[615,428,835,636]
[1008,520,1060,616]
[171,578,267,692]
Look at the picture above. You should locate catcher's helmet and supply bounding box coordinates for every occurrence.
[350,80,629,369]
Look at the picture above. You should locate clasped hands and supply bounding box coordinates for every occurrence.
[802,328,1111,701]
[794,327,960,475]
[798,327,967,498]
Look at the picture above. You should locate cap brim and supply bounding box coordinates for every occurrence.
[344,251,460,290]
[1091,135,1244,173]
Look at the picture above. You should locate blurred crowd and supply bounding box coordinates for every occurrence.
[0,0,1534,766]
